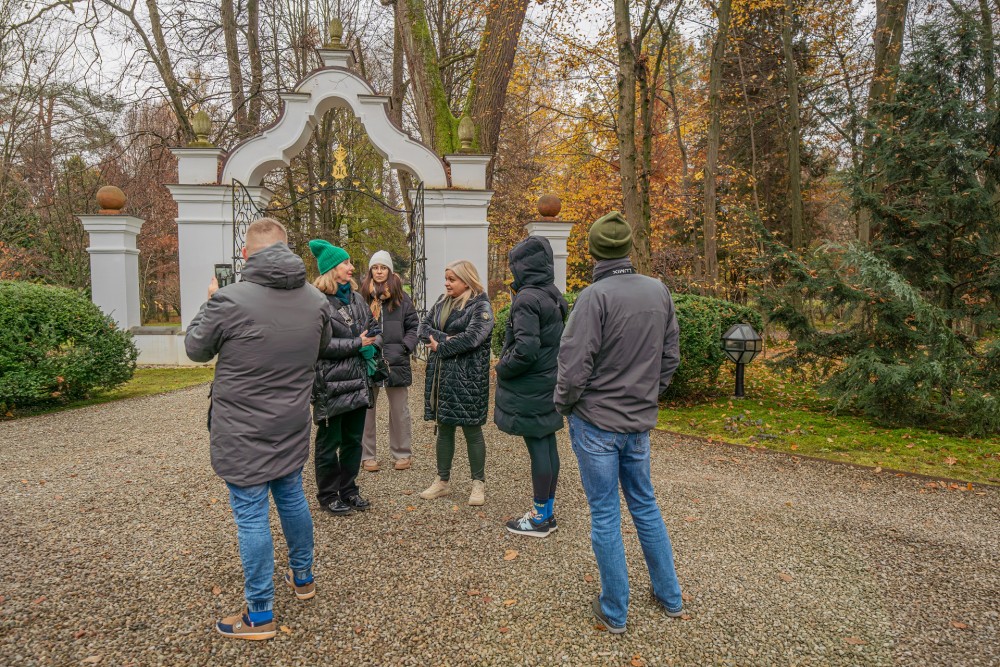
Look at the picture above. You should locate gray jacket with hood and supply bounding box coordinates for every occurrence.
[185,243,333,486]
[554,257,680,433]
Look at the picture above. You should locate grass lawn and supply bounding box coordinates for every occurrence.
[5,366,215,419]
[659,357,1000,485]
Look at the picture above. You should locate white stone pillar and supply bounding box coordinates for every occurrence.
[79,206,144,330]
[525,220,574,293]
[421,188,494,304]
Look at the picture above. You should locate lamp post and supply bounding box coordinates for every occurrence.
[721,323,763,398]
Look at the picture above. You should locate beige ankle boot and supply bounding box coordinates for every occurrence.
[468,480,485,506]
[419,476,450,500]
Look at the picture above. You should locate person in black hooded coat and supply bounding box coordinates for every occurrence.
[494,236,568,537]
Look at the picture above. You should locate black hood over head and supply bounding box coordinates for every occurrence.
[509,236,555,292]
[241,243,307,290]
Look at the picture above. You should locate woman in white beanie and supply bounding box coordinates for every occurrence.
[360,250,419,471]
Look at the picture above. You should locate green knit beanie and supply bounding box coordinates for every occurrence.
[309,239,350,275]
[588,211,633,260]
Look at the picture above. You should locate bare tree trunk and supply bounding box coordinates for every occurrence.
[466,0,530,162]
[390,12,414,202]
[704,0,732,290]
[221,0,249,135]
[247,0,263,128]
[783,0,804,250]
[858,0,908,244]
[979,0,995,111]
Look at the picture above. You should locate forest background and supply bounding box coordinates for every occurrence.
[1,0,998,439]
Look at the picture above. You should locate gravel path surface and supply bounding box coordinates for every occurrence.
[1,375,998,666]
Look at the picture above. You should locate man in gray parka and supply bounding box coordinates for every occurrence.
[554,211,684,634]
[186,218,332,640]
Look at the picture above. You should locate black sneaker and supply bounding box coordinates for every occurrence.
[323,499,354,515]
[592,597,626,634]
[506,510,556,538]
[343,494,370,511]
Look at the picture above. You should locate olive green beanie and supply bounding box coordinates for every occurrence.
[588,211,633,260]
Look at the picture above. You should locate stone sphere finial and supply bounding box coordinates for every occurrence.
[458,114,475,153]
[328,18,345,48]
[96,185,126,214]
[536,194,561,218]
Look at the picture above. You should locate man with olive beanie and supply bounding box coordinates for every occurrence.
[555,210,684,634]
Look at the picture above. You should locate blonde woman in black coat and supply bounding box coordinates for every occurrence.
[418,260,494,506]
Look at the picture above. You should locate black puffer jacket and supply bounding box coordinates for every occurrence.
[313,290,381,423]
[495,237,569,437]
[372,293,419,387]
[420,292,494,426]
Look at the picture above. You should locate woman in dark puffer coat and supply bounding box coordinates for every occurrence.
[360,250,419,472]
[494,236,568,537]
[309,240,380,516]
[418,260,494,507]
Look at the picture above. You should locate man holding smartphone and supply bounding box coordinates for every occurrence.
[186,218,333,640]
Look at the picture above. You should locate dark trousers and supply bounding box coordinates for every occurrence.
[315,407,367,505]
[436,423,486,481]
[524,433,560,504]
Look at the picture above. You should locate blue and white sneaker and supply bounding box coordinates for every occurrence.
[505,510,557,538]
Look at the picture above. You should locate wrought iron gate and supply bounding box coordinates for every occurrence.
[232,179,427,348]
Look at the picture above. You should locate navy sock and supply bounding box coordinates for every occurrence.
[294,572,313,586]
[247,609,273,624]
[545,497,555,518]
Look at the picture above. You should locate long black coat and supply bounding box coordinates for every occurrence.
[313,290,381,423]
[494,237,569,437]
[419,292,494,426]
[372,293,419,388]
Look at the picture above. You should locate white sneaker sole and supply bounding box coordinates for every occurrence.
[505,524,557,538]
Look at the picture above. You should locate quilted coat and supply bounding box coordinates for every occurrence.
[494,236,569,437]
[419,291,494,426]
[312,290,381,423]
[372,293,420,388]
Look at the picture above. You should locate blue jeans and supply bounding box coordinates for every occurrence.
[569,413,682,627]
[226,467,314,613]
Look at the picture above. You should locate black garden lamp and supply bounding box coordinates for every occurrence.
[721,323,763,398]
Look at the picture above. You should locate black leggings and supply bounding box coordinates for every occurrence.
[524,433,559,504]
[436,423,486,481]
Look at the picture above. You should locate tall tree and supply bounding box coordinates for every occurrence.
[783,0,804,250]
[704,0,732,288]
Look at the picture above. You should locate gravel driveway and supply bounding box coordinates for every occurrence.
[1,375,998,666]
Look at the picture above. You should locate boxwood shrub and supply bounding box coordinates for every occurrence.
[490,288,761,398]
[0,281,137,411]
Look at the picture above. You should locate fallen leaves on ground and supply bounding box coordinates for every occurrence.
[844,637,866,645]
[499,626,509,634]
[778,573,793,583]
[631,655,646,667]
[73,630,87,640]
[503,549,518,561]
[32,595,46,605]
[467,589,481,596]
[944,456,958,466]
[211,585,221,596]
[280,625,292,635]
[503,599,517,606]
[584,574,594,583]
[951,621,969,630]
[81,657,102,664]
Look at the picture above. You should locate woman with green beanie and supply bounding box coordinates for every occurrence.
[309,239,381,516]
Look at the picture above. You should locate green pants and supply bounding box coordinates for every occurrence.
[436,423,486,481]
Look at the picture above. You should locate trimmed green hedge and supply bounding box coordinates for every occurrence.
[491,289,761,398]
[668,293,763,397]
[0,281,137,411]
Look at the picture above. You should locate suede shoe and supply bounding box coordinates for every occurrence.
[344,494,370,511]
[323,498,354,515]
[216,609,277,640]
[362,459,380,472]
[592,597,626,634]
[394,458,412,470]
[285,569,315,600]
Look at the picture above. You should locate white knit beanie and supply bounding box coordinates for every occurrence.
[368,250,394,273]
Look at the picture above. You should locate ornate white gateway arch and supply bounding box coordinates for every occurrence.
[167,45,493,333]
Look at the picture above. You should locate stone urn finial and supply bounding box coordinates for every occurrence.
[536,194,562,218]
[96,185,126,215]
[328,17,345,48]
[458,114,475,153]
[188,108,214,147]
